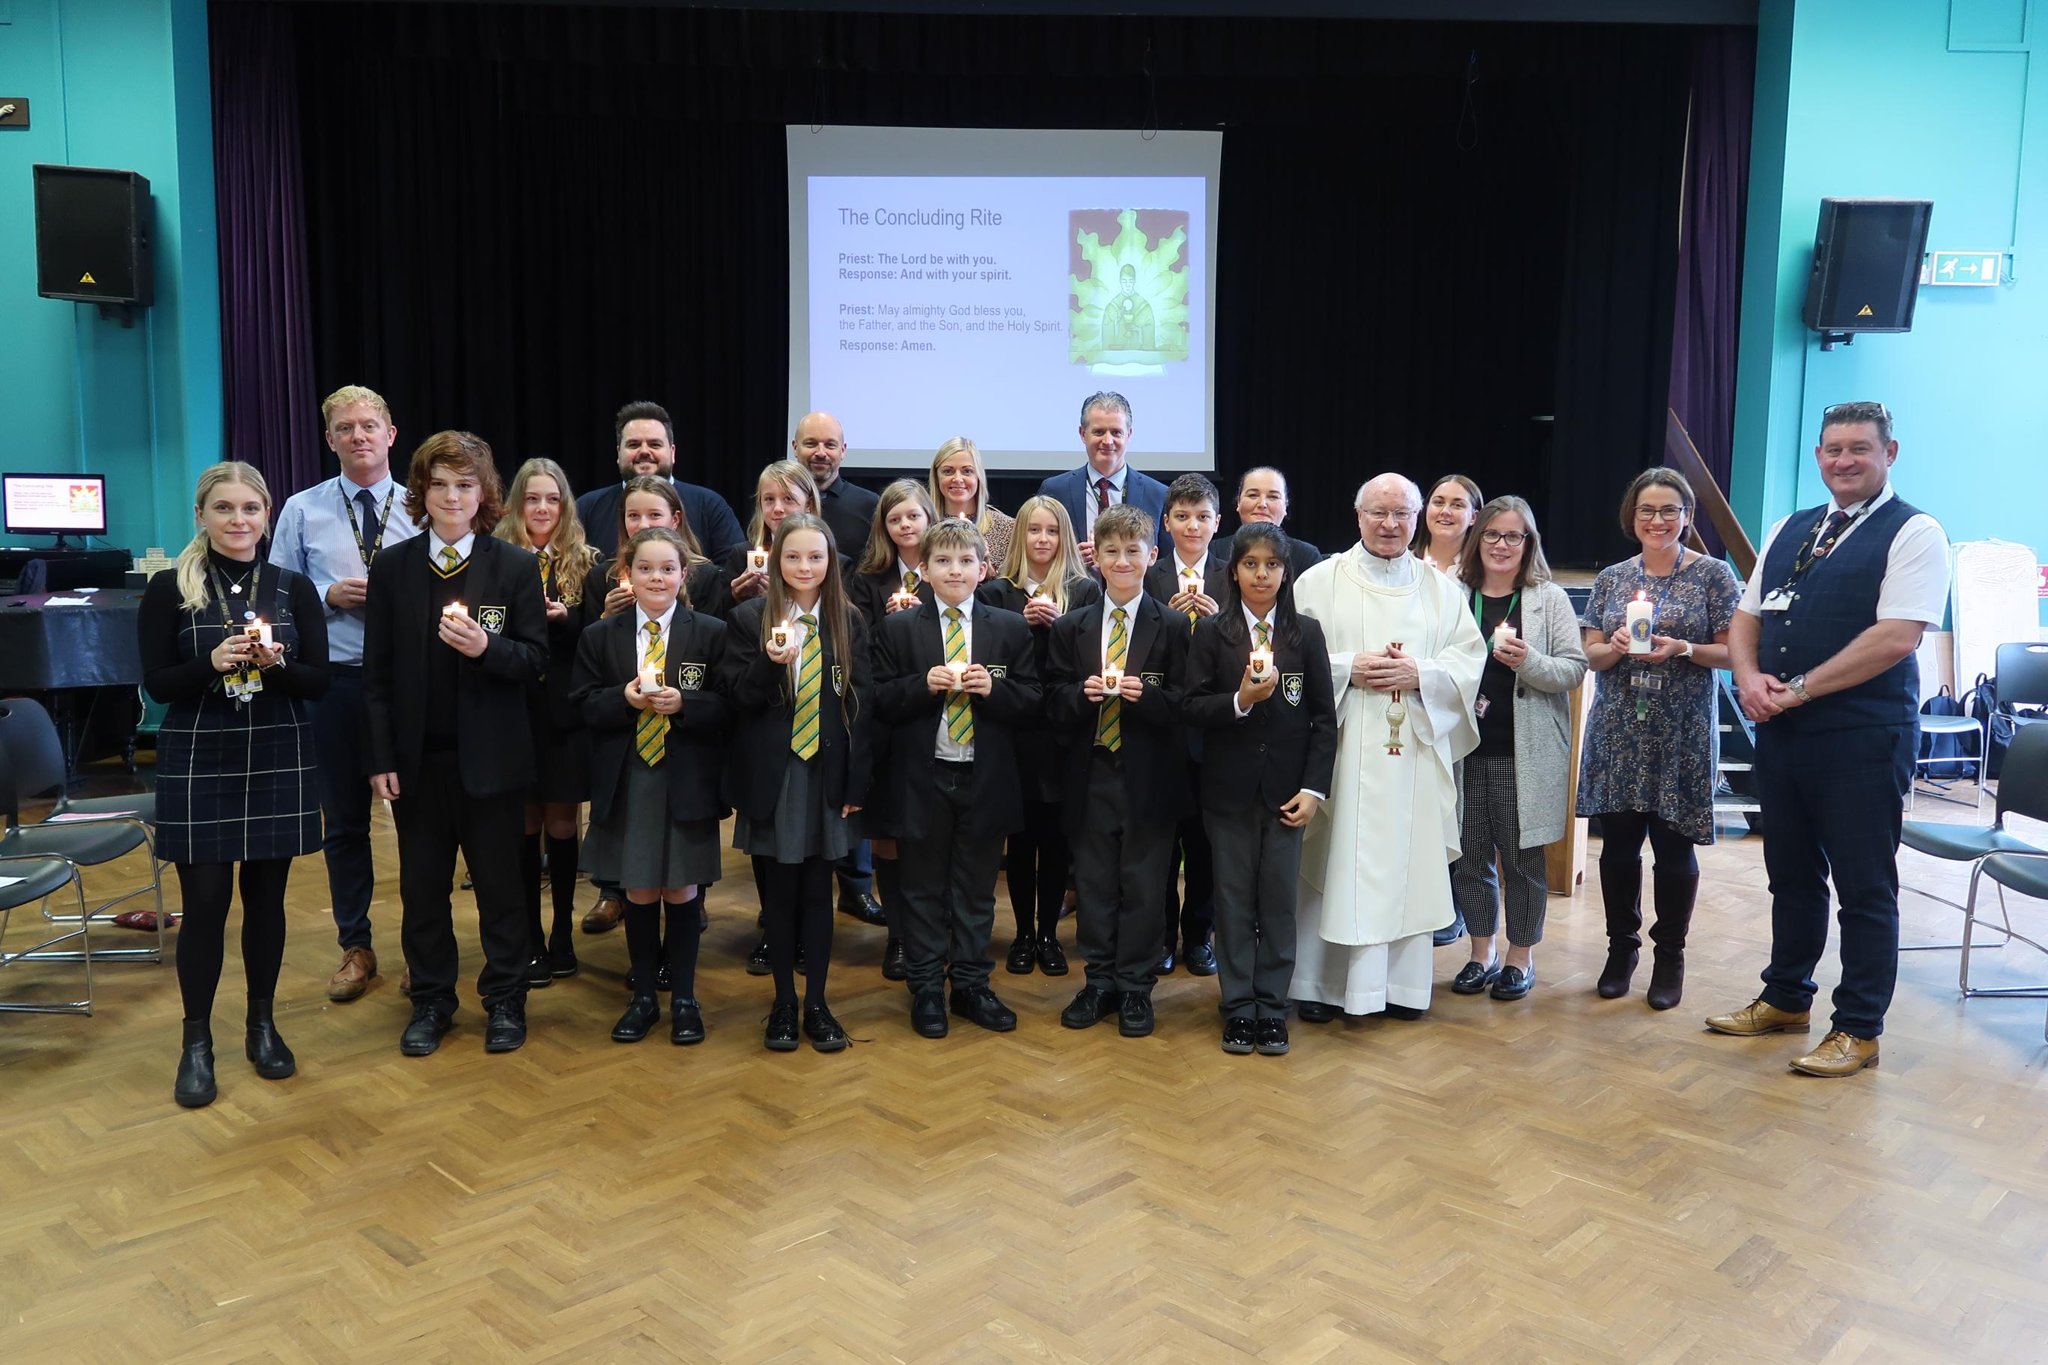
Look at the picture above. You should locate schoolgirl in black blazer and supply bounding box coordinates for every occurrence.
[1179,523,1338,1057]
[719,513,873,1053]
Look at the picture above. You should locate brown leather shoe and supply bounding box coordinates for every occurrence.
[1789,1030,1879,1077]
[582,891,624,934]
[1703,998,1811,1036]
[326,946,377,1002]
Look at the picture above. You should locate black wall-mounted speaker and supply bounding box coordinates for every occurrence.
[33,164,154,307]
[1802,198,1932,335]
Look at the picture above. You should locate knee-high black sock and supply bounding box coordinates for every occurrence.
[622,899,661,997]
[664,894,702,999]
[800,857,834,1007]
[1038,823,1072,942]
[173,862,234,1022]
[757,856,800,1004]
[237,858,291,1003]
[545,832,579,942]
[520,832,544,958]
[1005,832,1037,941]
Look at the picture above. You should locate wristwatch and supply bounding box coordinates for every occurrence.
[1786,673,1811,702]
[1678,639,1695,660]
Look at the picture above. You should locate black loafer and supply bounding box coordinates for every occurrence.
[1255,1018,1290,1055]
[1295,1000,1339,1023]
[526,955,554,988]
[803,1003,849,1052]
[671,997,705,1045]
[881,936,908,981]
[1004,938,1036,975]
[911,990,949,1038]
[1060,984,1120,1029]
[1450,958,1501,995]
[1185,941,1218,976]
[546,940,579,979]
[1431,909,1467,947]
[838,890,888,927]
[1118,992,1155,1037]
[1221,1017,1256,1054]
[1491,964,1534,1001]
[1158,948,1177,976]
[764,1000,800,1051]
[950,986,1018,1032]
[484,1000,527,1053]
[611,995,661,1043]
[746,936,772,976]
[399,1005,454,1056]
[1036,936,1070,976]
[1382,1002,1427,1020]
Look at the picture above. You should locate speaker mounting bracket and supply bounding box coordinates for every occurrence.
[1815,330,1857,352]
[94,302,137,329]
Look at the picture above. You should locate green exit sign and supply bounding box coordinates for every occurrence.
[1925,251,2003,286]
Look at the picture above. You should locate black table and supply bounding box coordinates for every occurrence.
[0,589,145,781]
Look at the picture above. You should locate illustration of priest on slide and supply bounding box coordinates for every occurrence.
[1069,207,1190,373]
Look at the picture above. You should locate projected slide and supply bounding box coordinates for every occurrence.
[789,128,1220,472]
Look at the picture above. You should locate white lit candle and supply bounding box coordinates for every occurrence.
[639,665,663,693]
[1492,621,1517,649]
[890,591,919,612]
[244,620,274,649]
[747,545,770,575]
[1101,663,1124,692]
[770,623,792,651]
[1625,592,1654,654]
[442,601,466,621]
[1248,646,1273,680]
[949,663,969,691]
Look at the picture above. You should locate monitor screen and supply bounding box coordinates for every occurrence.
[3,472,110,538]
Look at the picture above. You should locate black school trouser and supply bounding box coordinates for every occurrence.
[894,761,1003,996]
[1202,804,1301,1020]
[1070,749,1173,997]
[394,758,530,1013]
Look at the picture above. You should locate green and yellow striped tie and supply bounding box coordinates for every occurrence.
[1096,606,1128,752]
[1182,568,1201,631]
[943,606,973,747]
[903,568,920,595]
[635,621,667,766]
[790,613,822,759]
[436,545,461,576]
[1255,620,1271,652]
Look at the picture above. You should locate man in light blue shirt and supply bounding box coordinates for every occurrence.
[270,384,422,1003]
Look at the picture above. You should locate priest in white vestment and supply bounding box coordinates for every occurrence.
[1290,474,1485,1016]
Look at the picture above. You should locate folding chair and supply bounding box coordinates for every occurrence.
[0,697,166,963]
[1911,703,1986,812]
[0,853,93,1014]
[1899,721,2048,955]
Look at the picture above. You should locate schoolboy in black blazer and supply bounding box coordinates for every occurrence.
[1044,505,1189,1038]
[1180,523,1337,1055]
[363,433,548,1057]
[875,520,1042,1036]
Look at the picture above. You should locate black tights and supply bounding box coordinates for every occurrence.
[754,855,833,1007]
[173,859,291,1022]
[1005,800,1071,942]
[522,831,582,955]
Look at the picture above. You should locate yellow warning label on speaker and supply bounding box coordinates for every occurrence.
[1856,304,1874,317]
[79,271,97,284]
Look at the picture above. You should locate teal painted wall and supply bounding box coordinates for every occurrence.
[0,0,220,557]
[1734,0,2047,584]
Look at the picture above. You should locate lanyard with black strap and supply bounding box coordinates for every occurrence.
[342,483,397,571]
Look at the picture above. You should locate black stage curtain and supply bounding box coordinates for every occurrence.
[252,3,1713,566]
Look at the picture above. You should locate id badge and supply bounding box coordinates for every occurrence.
[224,668,264,702]
[1629,673,1664,693]
[1474,694,1491,720]
[1761,589,1793,613]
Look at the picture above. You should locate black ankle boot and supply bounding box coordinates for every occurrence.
[176,1019,217,1108]
[1645,949,1685,1010]
[1596,946,1639,998]
[245,999,297,1080]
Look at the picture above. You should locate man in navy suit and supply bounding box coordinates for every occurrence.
[1037,392,1169,568]
[576,401,748,562]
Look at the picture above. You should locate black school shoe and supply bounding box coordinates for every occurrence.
[1036,936,1070,976]
[950,986,1018,1032]
[746,935,772,976]
[1184,940,1218,976]
[1255,1018,1290,1055]
[1221,1017,1256,1055]
[1490,964,1535,1001]
[611,995,661,1043]
[881,936,908,981]
[1295,1000,1339,1023]
[671,998,705,1045]
[1004,938,1036,974]
[911,991,949,1038]
[400,1004,454,1056]
[1450,958,1501,995]
[1118,992,1155,1038]
[803,1003,849,1052]
[764,1000,800,1051]
[484,999,527,1053]
[1060,984,1121,1029]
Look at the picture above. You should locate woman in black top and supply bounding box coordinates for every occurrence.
[139,461,329,1108]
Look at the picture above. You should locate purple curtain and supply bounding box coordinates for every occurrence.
[211,4,320,498]
[1667,27,1754,553]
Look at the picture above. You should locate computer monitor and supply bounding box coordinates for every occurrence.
[3,472,110,549]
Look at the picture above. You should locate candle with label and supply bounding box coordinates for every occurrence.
[1492,621,1517,650]
[1100,663,1124,693]
[639,665,663,693]
[949,663,969,691]
[244,620,274,650]
[770,623,792,651]
[889,591,920,612]
[747,545,770,575]
[1248,646,1273,680]
[1625,591,1654,653]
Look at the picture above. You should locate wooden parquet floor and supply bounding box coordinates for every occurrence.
[4,773,2048,1364]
